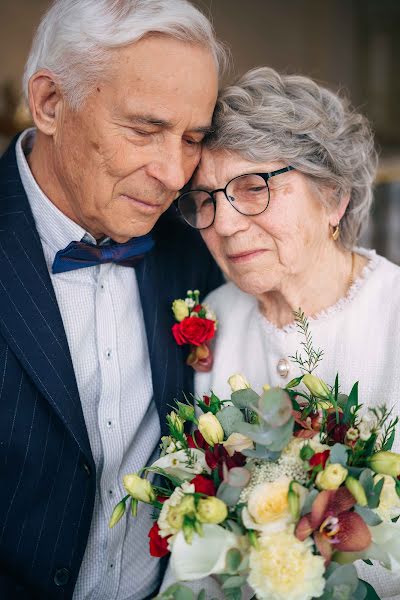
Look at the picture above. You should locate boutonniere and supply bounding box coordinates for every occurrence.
[171,290,217,372]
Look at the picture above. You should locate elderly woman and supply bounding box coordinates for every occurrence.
[175,68,400,598]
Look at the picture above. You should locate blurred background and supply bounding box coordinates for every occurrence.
[0,0,399,261]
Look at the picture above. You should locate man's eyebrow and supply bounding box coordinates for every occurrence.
[127,114,213,136]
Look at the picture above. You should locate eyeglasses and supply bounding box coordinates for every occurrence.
[176,166,295,230]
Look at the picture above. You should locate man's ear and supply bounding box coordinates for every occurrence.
[28,69,63,136]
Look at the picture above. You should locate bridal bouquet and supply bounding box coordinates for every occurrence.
[110,311,400,600]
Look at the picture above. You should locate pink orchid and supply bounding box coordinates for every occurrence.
[295,487,371,563]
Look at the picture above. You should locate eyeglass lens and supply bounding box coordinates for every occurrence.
[178,173,270,229]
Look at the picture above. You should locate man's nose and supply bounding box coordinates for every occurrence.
[212,191,250,236]
[148,140,189,192]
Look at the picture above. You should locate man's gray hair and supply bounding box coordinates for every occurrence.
[23,0,227,110]
[206,67,378,249]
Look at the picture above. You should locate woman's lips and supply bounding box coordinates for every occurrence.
[227,249,267,263]
[120,194,164,214]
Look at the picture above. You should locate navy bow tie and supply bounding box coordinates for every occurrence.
[52,234,155,274]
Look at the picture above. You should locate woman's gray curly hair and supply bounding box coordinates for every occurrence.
[206,67,378,249]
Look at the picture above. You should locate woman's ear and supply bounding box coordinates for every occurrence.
[28,69,63,136]
[329,191,350,227]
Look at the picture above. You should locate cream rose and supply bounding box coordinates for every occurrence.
[373,474,400,522]
[248,529,325,600]
[243,477,306,534]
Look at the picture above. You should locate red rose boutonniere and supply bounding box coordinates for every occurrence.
[171,290,217,372]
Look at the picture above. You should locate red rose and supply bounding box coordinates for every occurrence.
[172,317,215,347]
[148,523,170,558]
[192,305,202,313]
[309,450,330,469]
[186,430,207,449]
[190,474,216,496]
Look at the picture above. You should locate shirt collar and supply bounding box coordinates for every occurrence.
[15,128,98,265]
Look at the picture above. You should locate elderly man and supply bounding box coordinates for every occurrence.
[0,1,224,598]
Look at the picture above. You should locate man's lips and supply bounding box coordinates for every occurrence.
[226,249,268,263]
[120,194,165,213]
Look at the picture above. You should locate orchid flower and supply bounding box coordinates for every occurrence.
[295,487,371,563]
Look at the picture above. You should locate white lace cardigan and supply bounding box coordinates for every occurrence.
[193,248,400,599]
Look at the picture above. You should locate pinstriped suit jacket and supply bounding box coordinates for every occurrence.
[0,139,223,600]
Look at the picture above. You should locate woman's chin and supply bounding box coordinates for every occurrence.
[231,272,274,297]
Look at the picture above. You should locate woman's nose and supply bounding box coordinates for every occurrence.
[212,191,251,236]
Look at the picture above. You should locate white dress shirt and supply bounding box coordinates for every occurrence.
[16,129,162,600]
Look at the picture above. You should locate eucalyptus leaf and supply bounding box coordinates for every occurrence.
[321,563,361,600]
[329,443,349,466]
[241,444,281,461]
[353,581,367,600]
[236,418,294,451]
[355,505,382,526]
[361,580,380,600]
[224,467,251,488]
[347,465,364,478]
[216,406,245,437]
[301,488,318,516]
[217,482,243,506]
[222,575,247,589]
[223,588,242,600]
[257,387,293,427]
[225,548,242,573]
[359,469,374,498]
[154,583,195,600]
[231,388,259,410]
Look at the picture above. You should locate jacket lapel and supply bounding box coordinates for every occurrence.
[0,141,93,461]
[136,246,184,432]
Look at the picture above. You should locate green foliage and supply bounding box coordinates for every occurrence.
[154,583,197,600]
[300,444,315,461]
[216,406,245,437]
[320,563,364,599]
[256,388,293,428]
[289,309,324,373]
[359,469,385,509]
[329,443,349,467]
[230,388,259,410]
[216,482,242,507]
[225,548,242,573]
[354,505,382,526]
[236,417,294,452]
[343,382,359,424]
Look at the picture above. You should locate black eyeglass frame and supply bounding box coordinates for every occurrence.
[176,166,295,230]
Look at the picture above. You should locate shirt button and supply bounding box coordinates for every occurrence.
[54,567,70,587]
[107,420,113,428]
[277,358,290,378]
[105,349,112,359]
